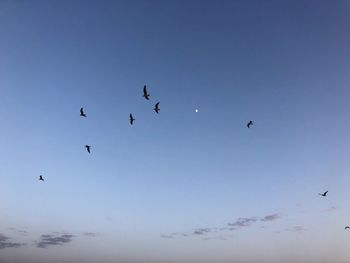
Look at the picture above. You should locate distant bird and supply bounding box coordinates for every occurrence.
[85,145,91,153]
[153,102,160,113]
[39,175,44,181]
[319,190,328,197]
[247,120,253,128]
[129,114,135,125]
[345,226,350,230]
[80,107,87,117]
[143,85,150,100]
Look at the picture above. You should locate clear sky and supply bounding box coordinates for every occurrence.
[1,0,350,262]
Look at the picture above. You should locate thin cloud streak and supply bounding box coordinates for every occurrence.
[36,234,75,248]
[193,228,211,235]
[228,217,258,227]
[261,213,280,222]
[0,233,25,250]
[162,213,281,239]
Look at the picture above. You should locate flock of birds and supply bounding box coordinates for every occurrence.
[38,85,163,182]
[129,85,160,125]
[36,85,348,230]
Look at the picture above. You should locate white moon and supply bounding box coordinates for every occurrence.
[195,109,198,112]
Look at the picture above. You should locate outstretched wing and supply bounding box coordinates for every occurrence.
[143,85,147,95]
[80,108,84,114]
[155,102,159,108]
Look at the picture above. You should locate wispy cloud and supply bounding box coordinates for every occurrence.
[261,213,280,222]
[162,212,280,240]
[218,227,237,231]
[161,232,189,239]
[203,235,229,241]
[228,217,258,227]
[0,233,25,250]
[36,234,75,248]
[193,228,211,235]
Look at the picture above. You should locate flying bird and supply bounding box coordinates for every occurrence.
[153,102,160,113]
[85,145,91,153]
[129,114,135,125]
[143,85,150,100]
[39,175,44,181]
[247,120,253,128]
[318,190,328,197]
[345,226,350,230]
[80,107,87,117]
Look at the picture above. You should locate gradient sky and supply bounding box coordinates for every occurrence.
[1,0,350,262]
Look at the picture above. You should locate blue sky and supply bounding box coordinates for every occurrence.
[1,0,350,262]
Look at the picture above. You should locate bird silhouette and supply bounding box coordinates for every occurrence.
[39,175,44,181]
[85,145,91,153]
[129,114,135,125]
[143,85,150,100]
[318,190,328,197]
[80,107,87,117]
[153,102,160,113]
[247,120,253,128]
[345,226,350,230]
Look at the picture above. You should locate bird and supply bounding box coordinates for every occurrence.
[80,107,87,117]
[85,145,91,153]
[247,120,253,128]
[39,175,44,181]
[318,190,328,197]
[345,226,350,230]
[153,102,160,113]
[143,85,150,100]
[129,114,135,125]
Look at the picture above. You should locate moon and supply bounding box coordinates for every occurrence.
[195,109,199,113]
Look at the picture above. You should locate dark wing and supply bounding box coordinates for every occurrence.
[155,102,159,108]
[143,85,147,95]
[80,108,84,114]
[324,191,328,195]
